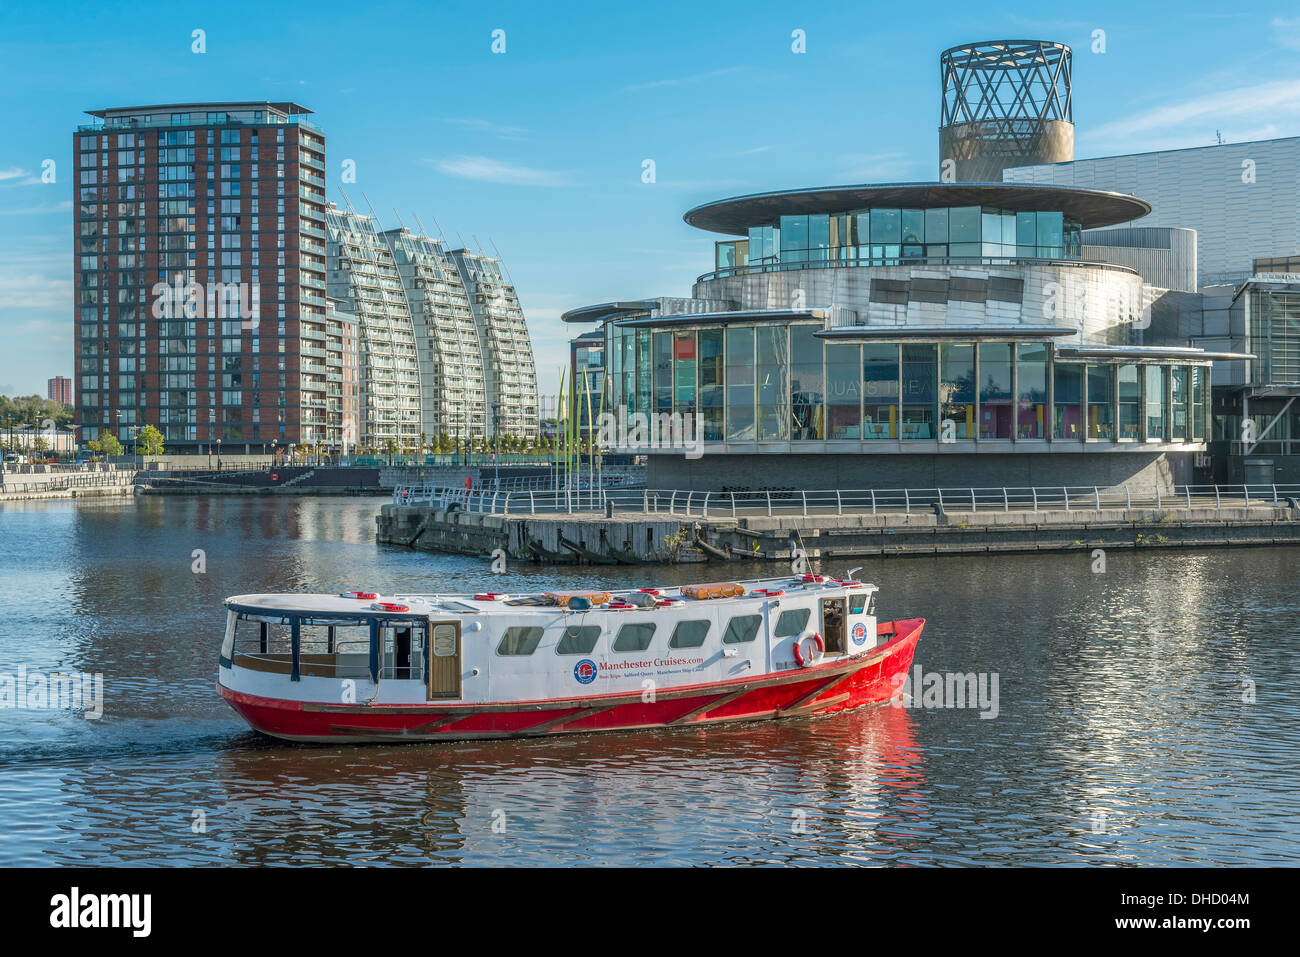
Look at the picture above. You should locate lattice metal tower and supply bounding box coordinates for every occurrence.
[939,40,1073,182]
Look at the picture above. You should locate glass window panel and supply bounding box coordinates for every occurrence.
[1192,366,1207,440]
[653,332,672,415]
[556,625,601,655]
[1053,363,1083,440]
[901,209,924,244]
[978,342,1013,439]
[699,329,725,442]
[497,626,544,656]
[791,325,824,440]
[1001,212,1017,246]
[756,325,789,440]
[924,208,948,244]
[1171,366,1189,441]
[774,608,811,638]
[672,331,697,417]
[949,242,980,259]
[669,620,710,649]
[725,326,755,440]
[1016,342,1048,439]
[808,215,830,260]
[900,343,937,439]
[869,208,900,244]
[1118,364,1141,439]
[826,343,861,439]
[863,343,899,439]
[612,622,656,653]
[636,329,651,416]
[780,215,808,261]
[940,343,975,439]
[949,206,980,243]
[1087,364,1115,440]
[722,615,762,644]
[1146,365,1166,440]
[1036,211,1063,257]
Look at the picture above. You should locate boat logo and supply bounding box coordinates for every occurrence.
[851,623,869,646]
[574,659,598,684]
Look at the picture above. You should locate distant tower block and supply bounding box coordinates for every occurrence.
[940,40,1073,182]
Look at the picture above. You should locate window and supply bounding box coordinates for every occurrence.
[497,626,544,656]
[1054,363,1083,440]
[613,622,656,652]
[940,343,975,439]
[669,620,710,649]
[900,344,937,438]
[849,593,869,614]
[555,625,601,655]
[826,343,861,439]
[774,608,811,638]
[1118,364,1141,439]
[979,342,1013,439]
[756,325,789,440]
[791,325,824,439]
[1087,364,1115,440]
[863,342,899,439]
[1016,343,1048,439]
[721,615,762,644]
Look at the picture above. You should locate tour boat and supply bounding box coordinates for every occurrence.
[216,575,924,743]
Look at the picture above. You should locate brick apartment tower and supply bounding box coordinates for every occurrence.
[74,102,342,454]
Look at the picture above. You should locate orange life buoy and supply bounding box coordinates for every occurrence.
[792,632,824,668]
[373,601,410,613]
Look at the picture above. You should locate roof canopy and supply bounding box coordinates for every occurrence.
[684,182,1150,236]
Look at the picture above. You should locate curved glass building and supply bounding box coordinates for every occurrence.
[566,182,1246,491]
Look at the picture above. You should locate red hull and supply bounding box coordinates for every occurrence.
[220,618,924,744]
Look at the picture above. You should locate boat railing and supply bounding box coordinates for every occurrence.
[389,483,1300,517]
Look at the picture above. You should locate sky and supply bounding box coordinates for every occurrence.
[2,0,1300,398]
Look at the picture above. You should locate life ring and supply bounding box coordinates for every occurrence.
[792,632,824,668]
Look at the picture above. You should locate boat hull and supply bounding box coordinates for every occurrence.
[219,618,924,744]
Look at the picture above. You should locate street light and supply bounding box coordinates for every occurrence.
[492,402,500,487]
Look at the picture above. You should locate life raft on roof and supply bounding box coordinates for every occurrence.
[680,582,745,600]
[544,591,613,607]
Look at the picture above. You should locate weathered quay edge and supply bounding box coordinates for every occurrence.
[376,503,1300,564]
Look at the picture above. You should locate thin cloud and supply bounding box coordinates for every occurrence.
[0,272,71,310]
[0,200,72,215]
[426,155,571,187]
[833,151,924,182]
[0,168,29,180]
[444,117,530,140]
[1272,17,1300,51]
[622,66,746,93]
[1085,79,1300,145]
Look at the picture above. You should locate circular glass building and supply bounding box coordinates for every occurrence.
[564,182,1244,492]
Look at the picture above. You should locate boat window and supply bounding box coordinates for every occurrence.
[556,625,601,655]
[669,620,710,649]
[774,608,811,637]
[721,614,762,644]
[849,593,868,614]
[612,622,656,652]
[497,626,545,656]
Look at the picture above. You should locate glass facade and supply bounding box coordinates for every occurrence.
[732,206,1082,274]
[605,322,1210,449]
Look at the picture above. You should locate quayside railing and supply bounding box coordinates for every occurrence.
[390,483,1300,518]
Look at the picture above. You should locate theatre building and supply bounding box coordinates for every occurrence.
[564,183,1245,492]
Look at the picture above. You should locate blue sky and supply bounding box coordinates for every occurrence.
[2,0,1300,397]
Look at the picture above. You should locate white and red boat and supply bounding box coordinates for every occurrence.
[217,575,924,743]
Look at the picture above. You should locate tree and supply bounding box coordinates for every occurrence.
[33,436,50,456]
[95,433,124,457]
[135,424,165,456]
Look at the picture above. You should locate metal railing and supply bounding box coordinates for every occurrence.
[390,483,1300,517]
[697,254,1140,285]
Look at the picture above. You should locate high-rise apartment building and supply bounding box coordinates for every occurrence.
[382,226,487,442]
[47,376,73,405]
[77,101,539,455]
[448,249,539,440]
[74,102,334,452]
[324,203,422,449]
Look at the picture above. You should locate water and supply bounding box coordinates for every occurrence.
[0,495,1296,866]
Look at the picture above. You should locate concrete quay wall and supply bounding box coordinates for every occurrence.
[377,502,1300,565]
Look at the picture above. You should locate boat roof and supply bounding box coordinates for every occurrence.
[225,576,877,618]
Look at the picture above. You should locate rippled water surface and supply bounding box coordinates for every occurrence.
[0,496,1296,865]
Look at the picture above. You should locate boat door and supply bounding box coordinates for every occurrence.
[821,598,846,655]
[426,620,462,699]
